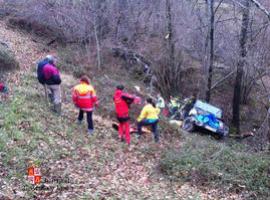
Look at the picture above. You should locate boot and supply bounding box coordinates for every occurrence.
[53,103,61,115]
[48,93,54,103]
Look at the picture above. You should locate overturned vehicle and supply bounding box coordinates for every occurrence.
[181,100,229,137]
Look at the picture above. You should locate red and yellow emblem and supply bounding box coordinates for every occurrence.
[27,165,41,185]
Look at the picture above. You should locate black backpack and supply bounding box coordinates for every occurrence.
[37,59,48,84]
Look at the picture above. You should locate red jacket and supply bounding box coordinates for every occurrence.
[43,64,61,85]
[0,83,4,92]
[113,89,135,118]
[72,82,97,111]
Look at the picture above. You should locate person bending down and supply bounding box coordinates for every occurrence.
[137,98,160,143]
[113,85,141,145]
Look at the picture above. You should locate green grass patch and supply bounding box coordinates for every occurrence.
[0,74,79,197]
[57,46,88,77]
[159,135,270,199]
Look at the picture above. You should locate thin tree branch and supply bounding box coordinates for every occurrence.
[231,0,270,20]
[249,0,270,20]
[211,69,237,90]
[214,0,225,14]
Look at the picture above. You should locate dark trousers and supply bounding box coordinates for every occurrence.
[78,110,93,130]
[169,107,178,116]
[137,120,159,142]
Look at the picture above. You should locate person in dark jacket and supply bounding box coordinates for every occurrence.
[37,56,50,85]
[182,94,197,118]
[113,85,141,145]
[41,55,62,114]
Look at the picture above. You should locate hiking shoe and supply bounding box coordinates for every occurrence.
[77,120,83,125]
[88,129,94,135]
[53,103,61,116]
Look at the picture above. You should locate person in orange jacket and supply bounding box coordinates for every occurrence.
[72,75,98,135]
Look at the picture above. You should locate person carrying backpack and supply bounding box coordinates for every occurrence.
[0,82,8,94]
[0,82,8,102]
[113,85,141,145]
[137,98,160,143]
[72,75,98,135]
[37,55,51,85]
[42,55,62,114]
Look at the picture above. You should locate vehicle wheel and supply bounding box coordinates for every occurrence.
[182,117,195,132]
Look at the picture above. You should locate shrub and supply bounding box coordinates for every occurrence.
[57,47,88,77]
[153,57,183,99]
[0,43,19,71]
[159,136,270,199]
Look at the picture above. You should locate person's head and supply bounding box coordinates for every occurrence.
[80,75,90,84]
[116,85,124,91]
[146,97,156,108]
[191,92,197,100]
[46,55,56,65]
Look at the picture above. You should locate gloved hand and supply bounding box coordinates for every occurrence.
[134,96,141,105]
[95,101,99,108]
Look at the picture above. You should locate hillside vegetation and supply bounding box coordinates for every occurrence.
[1,72,269,199]
[0,1,269,200]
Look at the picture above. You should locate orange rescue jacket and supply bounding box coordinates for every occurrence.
[72,82,97,111]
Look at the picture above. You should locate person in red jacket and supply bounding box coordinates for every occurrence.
[113,85,140,145]
[0,83,8,94]
[72,75,98,135]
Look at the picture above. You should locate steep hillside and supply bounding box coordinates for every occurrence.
[0,73,247,200]
[0,19,268,200]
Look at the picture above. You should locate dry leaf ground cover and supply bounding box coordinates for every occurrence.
[1,73,245,200]
[0,19,264,199]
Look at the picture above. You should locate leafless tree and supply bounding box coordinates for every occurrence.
[232,0,250,134]
[205,0,215,102]
[2,0,270,141]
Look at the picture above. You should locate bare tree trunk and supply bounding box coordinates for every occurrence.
[166,0,175,69]
[232,0,250,134]
[87,0,103,69]
[94,15,101,70]
[206,0,215,102]
[200,0,210,99]
[267,108,270,152]
[116,0,129,44]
